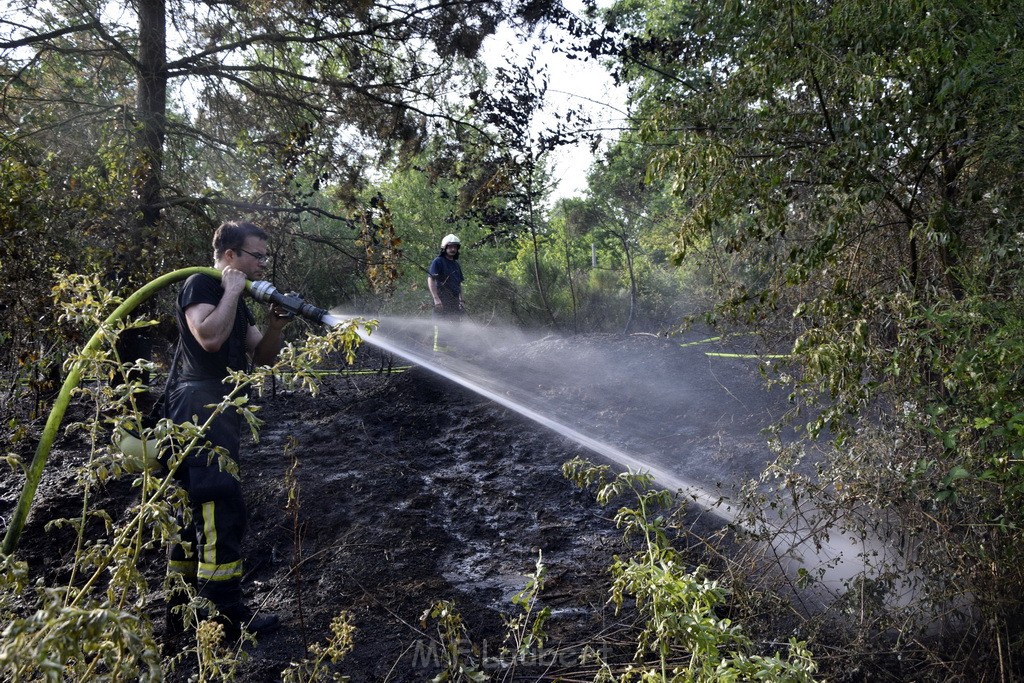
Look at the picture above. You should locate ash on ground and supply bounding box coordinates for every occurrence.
[2,339,661,681]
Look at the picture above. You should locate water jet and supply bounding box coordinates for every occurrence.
[324,313,904,610]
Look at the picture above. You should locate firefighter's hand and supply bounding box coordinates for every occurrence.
[221,267,247,299]
[434,302,444,311]
[267,304,294,331]
[271,304,295,320]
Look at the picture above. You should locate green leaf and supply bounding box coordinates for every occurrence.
[947,466,970,481]
[974,416,996,429]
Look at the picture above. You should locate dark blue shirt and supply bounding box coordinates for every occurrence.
[429,256,464,301]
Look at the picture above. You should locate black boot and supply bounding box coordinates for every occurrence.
[198,577,280,639]
[219,602,281,637]
[164,579,195,638]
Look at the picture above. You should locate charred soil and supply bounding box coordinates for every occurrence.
[1,346,639,681]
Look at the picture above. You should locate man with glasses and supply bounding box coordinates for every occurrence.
[165,220,291,639]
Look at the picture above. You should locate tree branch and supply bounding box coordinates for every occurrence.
[0,21,100,49]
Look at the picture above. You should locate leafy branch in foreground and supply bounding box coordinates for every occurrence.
[420,599,488,683]
[0,272,371,681]
[500,551,551,671]
[418,552,552,683]
[563,457,820,682]
[281,611,357,683]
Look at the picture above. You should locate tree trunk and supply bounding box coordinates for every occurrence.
[563,233,578,334]
[620,233,637,334]
[529,222,557,328]
[525,170,557,329]
[136,0,166,230]
[116,0,167,381]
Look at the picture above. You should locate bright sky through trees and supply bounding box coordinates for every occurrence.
[481,0,628,202]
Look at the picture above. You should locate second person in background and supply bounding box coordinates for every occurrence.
[428,233,465,318]
[428,233,465,352]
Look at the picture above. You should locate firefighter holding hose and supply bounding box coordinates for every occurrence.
[165,220,292,639]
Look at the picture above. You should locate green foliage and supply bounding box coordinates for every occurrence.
[605,0,1024,317]
[475,189,692,333]
[0,272,370,681]
[178,616,261,682]
[563,458,820,682]
[281,612,357,683]
[501,552,552,669]
[598,0,1024,672]
[420,600,488,683]
[886,295,1024,570]
[1,597,162,681]
[417,552,557,682]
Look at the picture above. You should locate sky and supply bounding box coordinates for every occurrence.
[481,1,630,202]
[1,1,625,204]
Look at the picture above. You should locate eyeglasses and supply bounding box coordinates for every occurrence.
[238,248,270,263]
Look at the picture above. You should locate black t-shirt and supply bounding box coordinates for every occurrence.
[176,273,255,382]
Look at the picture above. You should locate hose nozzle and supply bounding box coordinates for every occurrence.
[249,281,328,324]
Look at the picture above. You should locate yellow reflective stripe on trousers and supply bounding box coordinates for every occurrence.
[197,500,243,582]
[199,559,243,581]
[168,559,197,579]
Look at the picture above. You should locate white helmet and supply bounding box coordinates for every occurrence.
[440,233,461,248]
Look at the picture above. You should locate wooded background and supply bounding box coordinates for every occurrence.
[3,0,1024,678]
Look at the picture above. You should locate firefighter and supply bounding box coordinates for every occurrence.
[165,220,292,639]
[427,233,465,353]
[428,233,465,317]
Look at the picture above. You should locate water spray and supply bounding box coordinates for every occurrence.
[336,315,895,606]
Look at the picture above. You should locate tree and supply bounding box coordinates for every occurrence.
[605,0,1024,300]
[3,0,530,250]
[470,51,562,326]
[0,0,555,404]
[601,0,1024,675]
[580,142,672,333]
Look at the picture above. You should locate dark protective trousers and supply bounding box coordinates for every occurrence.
[432,293,463,351]
[433,289,463,319]
[166,380,248,607]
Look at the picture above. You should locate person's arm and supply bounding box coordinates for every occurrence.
[184,267,247,353]
[250,309,290,366]
[457,266,465,309]
[427,274,442,307]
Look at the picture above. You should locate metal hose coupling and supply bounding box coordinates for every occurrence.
[249,280,328,324]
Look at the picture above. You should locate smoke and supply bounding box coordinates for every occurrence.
[325,313,908,609]
[345,315,789,493]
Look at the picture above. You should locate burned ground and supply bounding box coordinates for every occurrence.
[233,363,631,681]
[1,340,644,681]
